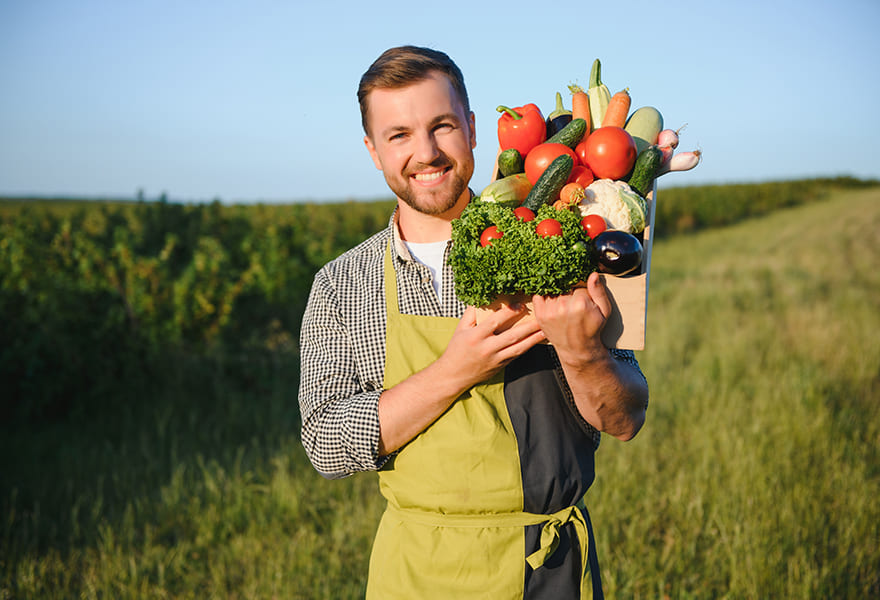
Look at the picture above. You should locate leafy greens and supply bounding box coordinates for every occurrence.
[448,199,597,307]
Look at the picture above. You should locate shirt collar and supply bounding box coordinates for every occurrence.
[389,208,413,262]
[389,188,475,263]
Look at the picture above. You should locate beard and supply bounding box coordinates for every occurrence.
[386,156,473,216]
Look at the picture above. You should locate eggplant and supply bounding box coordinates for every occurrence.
[593,230,643,276]
[545,91,572,138]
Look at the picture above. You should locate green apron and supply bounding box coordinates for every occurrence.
[367,244,602,599]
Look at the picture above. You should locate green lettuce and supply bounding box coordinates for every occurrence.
[448,199,597,307]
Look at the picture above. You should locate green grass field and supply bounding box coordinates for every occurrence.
[2,187,879,598]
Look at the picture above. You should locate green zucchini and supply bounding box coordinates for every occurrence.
[624,106,663,155]
[545,118,587,148]
[521,154,573,212]
[497,148,524,177]
[627,145,663,197]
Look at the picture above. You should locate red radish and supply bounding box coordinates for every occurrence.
[657,125,685,149]
[657,125,686,166]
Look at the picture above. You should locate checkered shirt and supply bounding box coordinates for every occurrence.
[298,211,644,479]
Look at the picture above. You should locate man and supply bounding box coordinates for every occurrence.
[298,45,648,599]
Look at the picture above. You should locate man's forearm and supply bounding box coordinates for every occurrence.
[377,305,546,456]
[376,357,473,456]
[530,275,648,440]
[557,350,648,441]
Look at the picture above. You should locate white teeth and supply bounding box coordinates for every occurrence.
[413,171,444,182]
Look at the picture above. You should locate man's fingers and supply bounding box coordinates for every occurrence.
[471,302,532,336]
[587,272,613,319]
[459,305,478,328]
[493,328,545,365]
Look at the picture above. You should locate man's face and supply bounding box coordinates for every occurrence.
[363,71,476,217]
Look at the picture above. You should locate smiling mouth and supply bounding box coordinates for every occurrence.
[411,167,450,182]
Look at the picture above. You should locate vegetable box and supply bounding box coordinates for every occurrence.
[596,182,655,350]
[475,183,656,351]
[465,58,702,351]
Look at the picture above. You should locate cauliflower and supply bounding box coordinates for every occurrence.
[577,179,647,234]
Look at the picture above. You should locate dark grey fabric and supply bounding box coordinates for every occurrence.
[505,345,603,599]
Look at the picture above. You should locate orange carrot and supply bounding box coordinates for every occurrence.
[601,88,631,128]
[568,84,591,134]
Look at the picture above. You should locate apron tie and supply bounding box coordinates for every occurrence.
[387,499,591,579]
[525,501,590,578]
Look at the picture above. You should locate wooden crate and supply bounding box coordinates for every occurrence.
[475,179,656,351]
[599,185,655,350]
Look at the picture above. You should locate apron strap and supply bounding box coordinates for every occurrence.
[384,240,399,317]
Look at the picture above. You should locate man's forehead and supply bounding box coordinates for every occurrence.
[365,73,466,129]
[371,72,456,103]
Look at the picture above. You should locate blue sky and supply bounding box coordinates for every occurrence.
[1,0,878,203]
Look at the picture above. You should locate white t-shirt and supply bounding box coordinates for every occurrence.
[403,240,448,301]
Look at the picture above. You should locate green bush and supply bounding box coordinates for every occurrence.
[0,198,394,423]
[654,176,877,236]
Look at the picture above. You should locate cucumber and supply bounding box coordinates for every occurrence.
[521,154,573,212]
[497,148,524,177]
[624,106,663,155]
[627,145,663,197]
[545,118,587,148]
[479,173,532,207]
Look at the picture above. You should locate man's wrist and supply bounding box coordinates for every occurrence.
[556,342,613,373]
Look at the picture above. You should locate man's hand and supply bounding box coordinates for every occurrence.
[377,303,544,456]
[531,271,648,441]
[436,303,546,390]
[531,271,610,359]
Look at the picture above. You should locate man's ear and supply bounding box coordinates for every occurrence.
[364,136,383,171]
[468,111,477,150]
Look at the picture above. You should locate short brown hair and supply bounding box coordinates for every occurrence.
[357,45,470,135]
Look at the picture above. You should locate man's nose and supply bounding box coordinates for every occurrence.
[413,131,441,164]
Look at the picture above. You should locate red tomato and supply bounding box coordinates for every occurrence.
[524,143,577,185]
[513,206,535,222]
[479,225,503,247]
[535,218,563,238]
[581,126,638,180]
[574,139,590,167]
[568,165,594,187]
[580,214,607,239]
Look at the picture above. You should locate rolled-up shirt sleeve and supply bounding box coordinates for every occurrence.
[298,267,390,479]
[610,348,647,387]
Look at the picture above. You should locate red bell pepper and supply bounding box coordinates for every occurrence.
[496,104,546,158]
